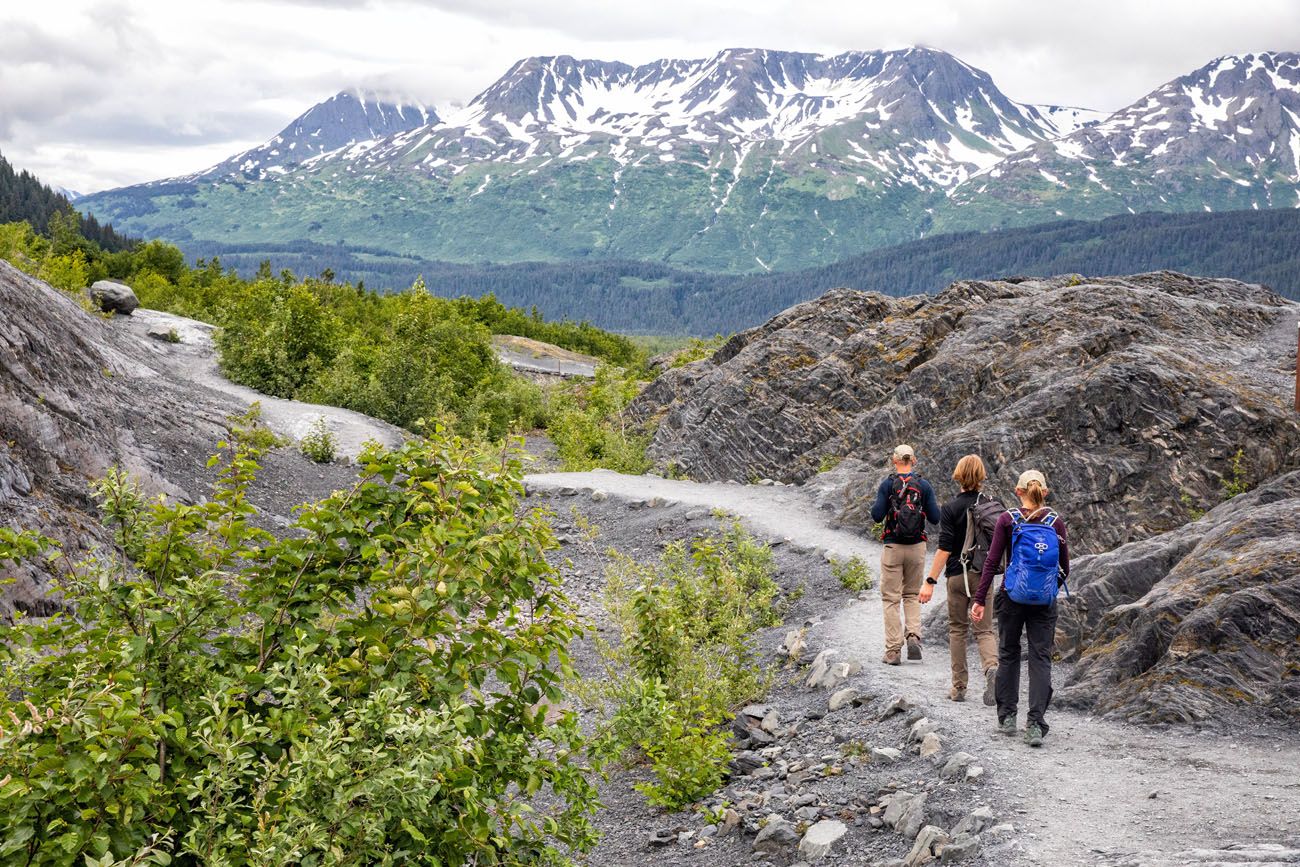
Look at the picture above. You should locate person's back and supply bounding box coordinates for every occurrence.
[871,444,941,664]
[971,469,1069,747]
[920,455,1000,703]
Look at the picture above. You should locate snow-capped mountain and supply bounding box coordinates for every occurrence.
[78,49,1300,274]
[316,48,1088,193]
[185,90,439,183]
[949,52,1300,217]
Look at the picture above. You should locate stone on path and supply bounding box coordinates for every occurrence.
[798,819,848,861]
[828,688,859,711]
[905,825,950,866]
[88,279,138,315]
[939,752,976,781]
[920,732,943,757]
[752,816,799,854]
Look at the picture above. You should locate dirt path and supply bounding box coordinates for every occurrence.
[110,309,405,459]
[527,469,1300,866]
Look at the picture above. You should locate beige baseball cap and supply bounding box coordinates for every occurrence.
[892,444,916,461]
[1016,469,1047,489]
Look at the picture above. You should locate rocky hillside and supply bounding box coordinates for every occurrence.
[0,261,385,618]
[1056,469,1300,724]
[630,271,1300,555]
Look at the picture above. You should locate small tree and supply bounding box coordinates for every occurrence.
[0,430,598,865]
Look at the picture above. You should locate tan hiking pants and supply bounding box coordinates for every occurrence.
[880,542,925,654]
[947,570,998,688]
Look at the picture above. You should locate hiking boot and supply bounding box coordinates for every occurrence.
[948,686,966,702]
[906,634,922,661]
[1024,723,1045,747]
[882,650,902,666]
[983,667,997,707]
[997,716,1016,737]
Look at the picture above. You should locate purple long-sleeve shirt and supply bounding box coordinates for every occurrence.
[974,509,1070,606]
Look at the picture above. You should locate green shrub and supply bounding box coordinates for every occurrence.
[1221,448,1250,500]
[669,334,727,368]
[832,555,874,592]
[0,431,597,865]
[582,523,781,809]
[37,249,89,294]
[226,402,287,453]
[548,365,650,473]
[298,416,337,463]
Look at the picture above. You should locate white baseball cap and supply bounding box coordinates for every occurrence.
[1016,469,1047,489]
[892,444,916,461]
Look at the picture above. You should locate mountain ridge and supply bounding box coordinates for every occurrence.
[79,48,1300,273]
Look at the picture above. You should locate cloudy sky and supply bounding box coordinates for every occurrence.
[3,0,1298,194]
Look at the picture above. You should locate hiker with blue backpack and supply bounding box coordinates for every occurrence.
[870,444,941,666]
[970,469,1070,747]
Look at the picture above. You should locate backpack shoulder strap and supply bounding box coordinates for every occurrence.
[1008,508,1025,527]
[1043,510,1059,527]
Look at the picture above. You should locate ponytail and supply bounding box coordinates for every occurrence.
[1021,479,1048,511]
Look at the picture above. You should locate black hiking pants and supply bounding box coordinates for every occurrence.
[994,590,1058,734]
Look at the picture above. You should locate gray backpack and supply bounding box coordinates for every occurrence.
[959,492,1007,596]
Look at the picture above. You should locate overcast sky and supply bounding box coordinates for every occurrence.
[2,0,1298,194]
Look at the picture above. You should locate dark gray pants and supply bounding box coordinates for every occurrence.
[994,591,1058,734]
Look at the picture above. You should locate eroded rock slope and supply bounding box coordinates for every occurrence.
[1058,469,1300,723]
[631,271,1300,555]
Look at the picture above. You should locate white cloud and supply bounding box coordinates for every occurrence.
[1,0,1297,192]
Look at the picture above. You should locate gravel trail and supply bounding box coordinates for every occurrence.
[110,308,405,459]
[527,469,1300,866]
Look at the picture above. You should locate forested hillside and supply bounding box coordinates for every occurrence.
[0,152,135,252]
[187,208,1300,334]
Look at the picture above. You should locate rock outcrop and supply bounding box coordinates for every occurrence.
[0,261,390,618]
[631,272,1300,554]
[1057,469,1300,723]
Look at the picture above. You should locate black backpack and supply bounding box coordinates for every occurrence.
[958,492,1007,594]
[887,473,928,544]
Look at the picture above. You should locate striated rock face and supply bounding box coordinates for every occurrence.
[1058,470,1300,723]
[0,261,388,619]
[630,272,1300,554]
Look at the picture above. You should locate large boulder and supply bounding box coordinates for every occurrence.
[630,272,1300,554]
[1057,469,1300,724]
[89,279,140,315]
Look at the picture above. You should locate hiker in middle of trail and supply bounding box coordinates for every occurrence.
[870,443,941,666]
[919,454,1002,705]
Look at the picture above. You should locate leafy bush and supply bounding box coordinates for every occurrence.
[226,402,287,453]
[1222,448,1250,500]
[298,416,337,463]
[669,334,726,368]
[0,431,598,865]
[832,556,874,592]
[582,524,781,809]
[548,365,650,473]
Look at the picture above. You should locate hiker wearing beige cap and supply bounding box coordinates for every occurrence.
[971,469,1070,748]
[869,444,940,665]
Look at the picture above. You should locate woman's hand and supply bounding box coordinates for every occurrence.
[919,582,935,604]
[971,603,986,622]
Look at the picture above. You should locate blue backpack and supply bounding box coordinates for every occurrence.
[1004,509,1064,605]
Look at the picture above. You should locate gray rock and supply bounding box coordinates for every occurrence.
[589,489,608,502]
[828,688,859,711]
[783,629,807,661]
[908,717,937,743]
[919,732,943,758]
[760,710,781,733]
[883,791,928,841]
[879,695,915,720]
[939,832,981,862]
[752,816,799,854]
[88,279,138,315]
[797,819,847,861]
[795,806,821,821]
[905,825,950,866]
[648,828,677,847]
[939,752,976,781]
[950,806,995,838]
[871,747,902,763]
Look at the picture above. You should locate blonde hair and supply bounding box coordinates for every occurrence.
[952,455,986,492]
[1018,479,1048,510]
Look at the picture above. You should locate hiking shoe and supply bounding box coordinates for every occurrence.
[906,634,922,661]
[948,686,966,702]
[983,667,997,707]
[997,716,1016,737]
[882,650,902,666]
[1024,723,1045,747]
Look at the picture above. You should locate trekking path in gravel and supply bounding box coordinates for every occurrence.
[110,308,405,459]
[527,469,1300,867]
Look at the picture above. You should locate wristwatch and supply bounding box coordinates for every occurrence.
[925,576,939,585]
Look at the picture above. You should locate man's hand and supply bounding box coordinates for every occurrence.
[971,602,986,622]
[919,582,935,604]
